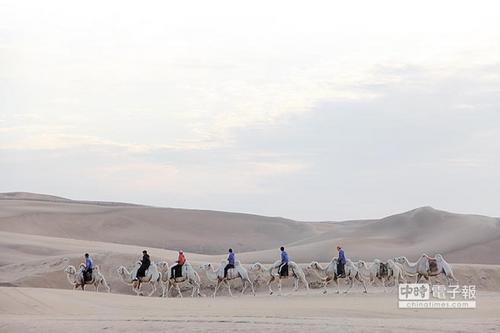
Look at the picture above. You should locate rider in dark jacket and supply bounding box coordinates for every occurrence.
[135,250,151,280]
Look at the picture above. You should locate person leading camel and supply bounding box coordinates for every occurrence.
[278,246,289,277]
[224,248,235,278]
[337,246,346,278]
[134,250,151,281]
[171,250,186,278]
[84,253,94,282]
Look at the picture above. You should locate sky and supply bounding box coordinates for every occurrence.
[1,0,500,221]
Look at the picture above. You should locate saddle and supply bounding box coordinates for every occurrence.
[378,263,389,278]
[224,268,239,279]
[428,258,438,272]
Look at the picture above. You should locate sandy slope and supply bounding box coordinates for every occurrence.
[0,198,317,254]
[1,287,499,333]
[1,195,500,263]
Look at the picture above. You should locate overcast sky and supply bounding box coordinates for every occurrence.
[1,0,500,220]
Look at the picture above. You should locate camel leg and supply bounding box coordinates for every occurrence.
[335,278,340,294]
[249,280,255,296]
[161,282,168,298]
[301,275,309,292]
[322,278,328,294]
[241,279,248,295]
[278,278,283,296]
[102,279,111,293]
[293,278,299,292]
[95,283,99,292]
[191,279,201,297]
[148,282,156,297]
[194,279,202,297]
[382,278,387,293]
[190,281,196,297]
[357,275,367,293]
[167,281,174,297]
[268,277,274,295]
[213,280,222,297]
[176,283,183,298]
[133,283,142,296]
[225,280,233,297]
[344,277,353,293]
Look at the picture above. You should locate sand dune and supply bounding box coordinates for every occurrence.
[1,194,499,263]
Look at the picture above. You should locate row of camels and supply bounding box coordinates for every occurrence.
[64,253,458,297]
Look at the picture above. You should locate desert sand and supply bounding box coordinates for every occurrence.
[1,193,500,332]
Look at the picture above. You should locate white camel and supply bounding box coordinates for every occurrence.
[251,261,309,296]
[357,259,406,292]
[357,259,388,291]
[64,263,110,292]
[306,259,367,294]
[394,254,457,285]
[117,261,161,296]
[157,261,202,298]
[200,261,255,297]
[386,259,406,287]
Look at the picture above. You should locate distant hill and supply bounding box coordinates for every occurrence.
[1,192,499,263]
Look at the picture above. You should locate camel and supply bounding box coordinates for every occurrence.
[357,259,406,292]
[250,261,309,296]
[64,263,110,292]
[157,261,202,298]
[357,259,388,291]
[394,254,458,285]
[306,258,367,294]
[200,261,255,297]
[386,259,406,287]
[117,261,161,296]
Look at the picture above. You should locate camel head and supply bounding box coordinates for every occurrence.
[157,261,169,270]
[250,262,264,272]
[199,263,212,271]
[64,265,76,275]
[305,261,320,271]
[393,256,406,265]
[117,266,127,276]
[435,254,443,260]
[357,260,366,269]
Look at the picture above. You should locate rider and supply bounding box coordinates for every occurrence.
[337,246,346,278]
[84,253,93,281]
[135,250,151,281]
[224,248,235,278]
[278,246,289,277]
[170,250,186,278]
